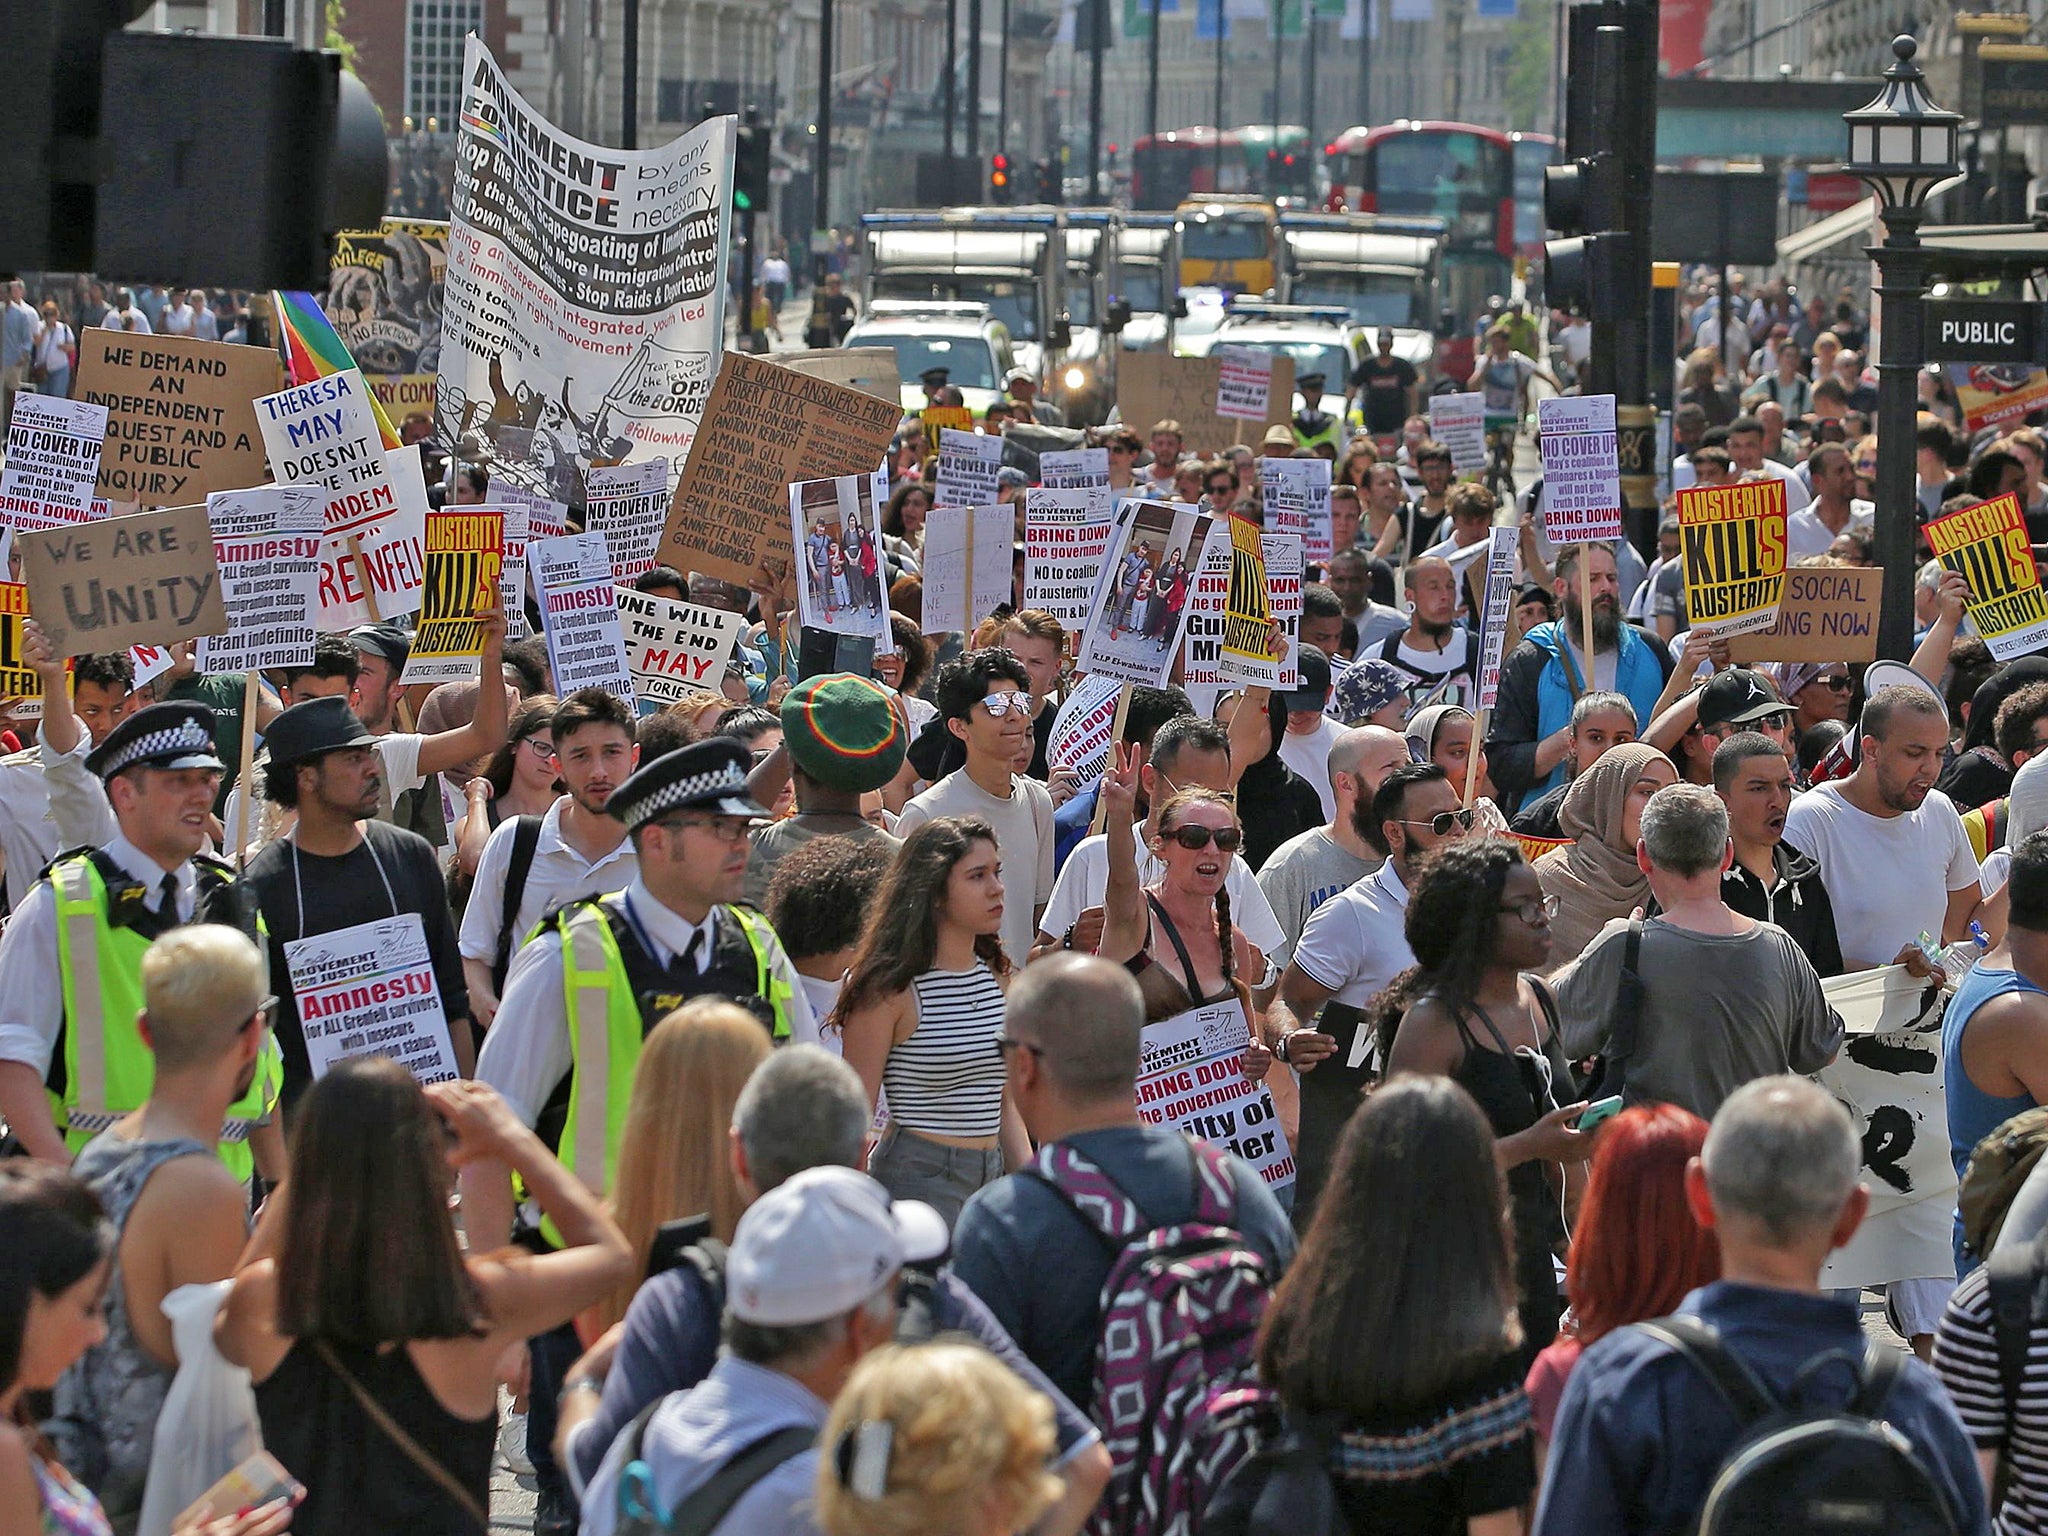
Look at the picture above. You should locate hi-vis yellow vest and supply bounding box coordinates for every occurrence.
[50,854,282,1181]
[552,896,792,1209]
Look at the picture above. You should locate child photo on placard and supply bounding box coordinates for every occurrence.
[1080,499,1212,686]
[789,475,892,651]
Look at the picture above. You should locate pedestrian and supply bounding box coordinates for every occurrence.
[32,298,75,399]
[1209,1077,1538,1536]
[816,1344,1064,1536]
[834,817,1026,1225]
[1508,692,1639,841]
[1550,782,1843,1119]
[744,673,906,908]
[447,694,560,891]
[1532,742,1676,966]
[1275,649,1346,821]
[1,280,37,434]
[1710,731,1845,975]
[1255,724,1408,971]
[216,1061,632,1536]
[1533,1078,1987,1536]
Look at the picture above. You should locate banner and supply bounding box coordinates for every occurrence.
[1023,488,1116,625]
[585,457,670,581]
[921,504,1014,633]
[1726,565,1881,665]
[1219,532,1302,689]
[1926,492,2048,662]
[1,396,107,533]
[790,471,897,653]
[73,330,280,509]
[285,914,460,1085]
[935,429,1003,508]
[534,531,636,703]
[1117,352,1293,460]
[20,502,229,655]
[0,585,40,706]
[327,219,448,420]
[1538,393,1623,543]
[1427,392,1486,477]
[1677,478,1788,639]
[1136,1000,1295,1190]
[1077,500,1213,687]
[1215,346,1276,422]
[1948,363,2048,435]
[438,37,732,505]
[254,371,399,541]
[1047,674,1125,783]
[1475,525,1519,710]
[194,486,323,675]
[402,509,504,685]
[658,353,904,586]
[616,586,749,704]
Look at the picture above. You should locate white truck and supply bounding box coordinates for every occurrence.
[1277,211,1446,384]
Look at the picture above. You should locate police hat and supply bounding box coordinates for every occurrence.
[919,367,951,389]
[1296,372,1326,390]
[607,738,771,832]
[86,702,225,780]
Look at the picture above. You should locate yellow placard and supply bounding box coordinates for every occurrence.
[0,584,41,704]
[1677,478,1788,638]
[1925,492,2048,660]
[403,510,504,683]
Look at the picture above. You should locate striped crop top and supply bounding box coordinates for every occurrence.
[882,964,1009,1138]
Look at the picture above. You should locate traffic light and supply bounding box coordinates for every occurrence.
[1541,19,1631,321]
[0,6,386,288]
[990,152,1013,202]
[734,124,771,212]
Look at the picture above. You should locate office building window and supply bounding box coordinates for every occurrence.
[407,0,483,129]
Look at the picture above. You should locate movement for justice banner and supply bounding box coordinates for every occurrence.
[1926,492,2048,661]
[1676,478,1788,638]
[438,37,732,506]
[403,510,504,685]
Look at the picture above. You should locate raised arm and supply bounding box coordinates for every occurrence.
[1094,745,1147,965]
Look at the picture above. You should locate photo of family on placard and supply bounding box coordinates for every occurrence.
[1077,498,1213,688]
[788,472,895,652]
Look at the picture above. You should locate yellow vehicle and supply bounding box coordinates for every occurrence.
[1176,195,1280,297]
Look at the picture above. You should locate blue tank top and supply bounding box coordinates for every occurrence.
[1944,962,2046,1275]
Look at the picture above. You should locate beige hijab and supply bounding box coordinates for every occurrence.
[1534,743,1675,965]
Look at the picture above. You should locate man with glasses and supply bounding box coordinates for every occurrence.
[895,650,1056,966]
[1269,763,1473,1223]
[459,688,643,1030]
[1551,783,1840,1122]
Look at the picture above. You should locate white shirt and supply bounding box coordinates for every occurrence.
[159,303,196,337]
[1289,857,1413,1006]
[1670,456,1813,511]
[0,834,200,1076]
[1279,715,1347,821]
[0,733,116,911]
[475,877,817,1131]
[1784,782,1979,969]
[1037,826,1286,960]
[456,796,639,965]
[1786,500,1877,561]
[105,307,151,335]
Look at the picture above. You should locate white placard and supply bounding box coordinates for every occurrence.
[1258,457,1332,566]
[1046,674,1125,784]
[584,457,670,581]
[1538,393,1623,543]
[285,913,459,1085]
[1215,346,1275,422]
[921,503,1015,634]
[254,370,397,541]
[1137,1000,1295,1190]
[495,503,532,639]
[533,531,635,703]
[1427,392,1487,476]
[1474,526,1519,710]
[1039,447,1110,491]
[789,472,896,653]
[195,485,324,675]
[1176,524,1237,698]
[615,586,749,704]
[935,428,1004,508]
[1024,488,1116,625]
[1,396,108,533]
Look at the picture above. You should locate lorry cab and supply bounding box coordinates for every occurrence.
[1276,212,1443,386]
[1110,211,1185,354]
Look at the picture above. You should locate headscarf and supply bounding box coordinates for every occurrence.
[1404,703,1469,765]
[1534,742,1675,965]
[2011,753,2048,849]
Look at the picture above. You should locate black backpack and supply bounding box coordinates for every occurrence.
[1633,1315,1960,1536]
[1982,1223,2048,1505]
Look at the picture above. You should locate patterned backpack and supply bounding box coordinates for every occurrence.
[1030,1137,1276,1536]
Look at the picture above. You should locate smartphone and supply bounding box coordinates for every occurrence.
[176,1451,305,1529]
[1574,1095,1624,1132]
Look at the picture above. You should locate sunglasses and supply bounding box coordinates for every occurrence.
[1814,674,1853,692]
[1167,824,1243,853]
[1400,808,1477,836]
[1499,893,1560,926]
[979,691,1035,718]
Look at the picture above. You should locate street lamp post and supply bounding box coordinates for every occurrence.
[1843,35,1962,663]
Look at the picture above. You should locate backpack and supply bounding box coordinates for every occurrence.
[1982,1222,2048,1507]
[612,1406,816,1536]
[1633,1315,1960,1536]
[1960,1104,2048,1263]
[1029,1136,1274,1536]
[490,814,547,992]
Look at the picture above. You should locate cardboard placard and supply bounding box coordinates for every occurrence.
[72,330,280,508]
[777,347,902,405]
[1,396,107,533]
[657,352,903,587]
[615,586,750,704]
[1116,352,1293,460]
[20,501,229,655]
[1925,492,2048,661]
[1726,566,1882,664]
[1678,478,1789,639]
[584,457,670,582]
[1538,393,1623,543]
[194,485,323,675]
[402,509,505,685]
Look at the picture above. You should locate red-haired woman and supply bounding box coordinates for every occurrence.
[1524,1103,1720,1462]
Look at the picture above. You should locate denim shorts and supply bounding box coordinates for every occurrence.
[867,1122,1005,1230]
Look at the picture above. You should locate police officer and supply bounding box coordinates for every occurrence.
[0,703,282,1179]
[1291,371,1342,455]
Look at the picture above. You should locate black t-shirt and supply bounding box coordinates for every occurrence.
[245,820,472,1106]
[807,291,856,340]
[1349,355,1419,434]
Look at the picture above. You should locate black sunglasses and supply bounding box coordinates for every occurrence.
[1169,825,1243,853]
[1400,808,1477,836]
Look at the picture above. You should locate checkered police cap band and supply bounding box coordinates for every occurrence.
[105,718,217,777]
[620,758,753,830]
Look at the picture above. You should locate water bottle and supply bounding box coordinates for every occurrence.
[1921,924,1990,986]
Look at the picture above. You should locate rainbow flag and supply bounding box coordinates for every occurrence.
[271,289,402,450]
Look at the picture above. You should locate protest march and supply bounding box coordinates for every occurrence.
[18,19,2048,1536]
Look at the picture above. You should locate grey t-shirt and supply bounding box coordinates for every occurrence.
[743,814,901,910]
[1255,828,1379,967]
[1550,916,1843,1120]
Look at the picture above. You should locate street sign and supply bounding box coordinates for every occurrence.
[1983,53,2048,127]
[1925,301,2043,365]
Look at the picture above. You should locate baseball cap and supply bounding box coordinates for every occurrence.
[1696,668,1795,732]
[1278,646,1333,713]
[726,1167,948,1327]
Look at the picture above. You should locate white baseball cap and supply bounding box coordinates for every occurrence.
[727,1166,949,1327]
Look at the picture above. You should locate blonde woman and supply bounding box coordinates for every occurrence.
[817,1343,1062,1536]
[593,1000,772,1331]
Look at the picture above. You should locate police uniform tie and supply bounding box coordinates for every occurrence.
[158,872,179,921]
[680,928,705,976]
